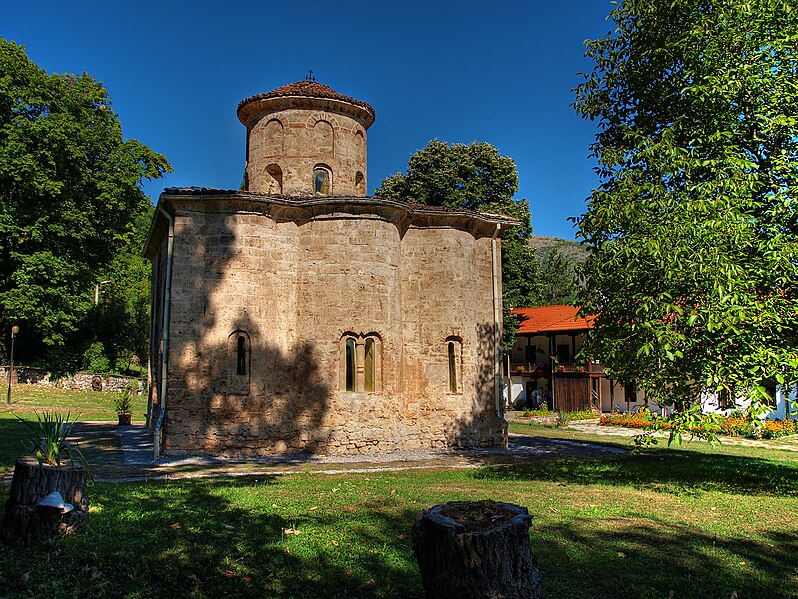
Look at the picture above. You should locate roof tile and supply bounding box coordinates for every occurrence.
[510,305,594,335]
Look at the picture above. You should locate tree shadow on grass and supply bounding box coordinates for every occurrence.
[533,517,798,599]
[471,450,798,498]
[0,476,424,598]
[1,470,797,598]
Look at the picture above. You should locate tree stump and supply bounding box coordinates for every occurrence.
[1,457,90,547]
[412,500,543,599]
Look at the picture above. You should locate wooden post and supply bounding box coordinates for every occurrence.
[412,500,543,599]
[1,457,89,547]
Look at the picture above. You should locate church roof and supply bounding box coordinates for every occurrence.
[159,187,518,220]
[144,188,518,260]
[511,305,595,335]
[237,80,375,125]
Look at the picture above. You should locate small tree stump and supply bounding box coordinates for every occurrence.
[412,500,543,599]
[1,457,90,547]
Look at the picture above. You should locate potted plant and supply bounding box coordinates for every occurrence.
[114,386,133,426]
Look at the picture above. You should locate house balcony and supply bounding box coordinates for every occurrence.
[509,361,605,377]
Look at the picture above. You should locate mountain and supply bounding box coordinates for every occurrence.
[529,235,589,263]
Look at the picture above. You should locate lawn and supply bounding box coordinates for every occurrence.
[0,393,796,598]
[0,383,148,469]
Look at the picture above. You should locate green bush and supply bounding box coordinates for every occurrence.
[83,341,110,373]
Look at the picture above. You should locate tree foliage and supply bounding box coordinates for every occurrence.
[0,39,170,358]
[377,140,542,345]
[573,0,798,409]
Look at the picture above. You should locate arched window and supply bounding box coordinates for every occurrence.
[314,165,331,195]
[265,163,283,194]
[227,330,251,395]
[448,342,457,393]
[446,337,462,394]
[364,337,375,392]
[345,337,356,392]
[341,333,381,393]
[236,335,247,375]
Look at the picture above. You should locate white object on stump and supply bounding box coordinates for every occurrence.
[412,500,543,599]
[1,457,89,547]
[37,491,74,514]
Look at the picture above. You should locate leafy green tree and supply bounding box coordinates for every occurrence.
[0,39,170,358]
[377,139,542,347]
[573,0,798,411]
[537,248,580,306]
[91,206,154,373]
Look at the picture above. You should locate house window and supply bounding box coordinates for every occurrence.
[557,344,570,364]
[341,333,381,392]
[314,165,331,195]
[446,336,462,394]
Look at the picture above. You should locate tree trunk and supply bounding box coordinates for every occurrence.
[1,457,90,547]
[412,500,543,599]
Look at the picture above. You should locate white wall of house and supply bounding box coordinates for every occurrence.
[701,384,797,420]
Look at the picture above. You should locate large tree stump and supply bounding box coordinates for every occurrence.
[1,457,90,547]
[412,500,543,599]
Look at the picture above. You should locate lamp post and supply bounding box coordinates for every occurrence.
[94,280,112,305]
[6,324,19,405]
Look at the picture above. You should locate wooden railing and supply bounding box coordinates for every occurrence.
[509,361,605,375]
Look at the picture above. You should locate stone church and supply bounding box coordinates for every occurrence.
[144,79,516,456]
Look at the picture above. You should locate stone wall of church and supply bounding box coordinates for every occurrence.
[246,108,368,197]
[156,200,505,456]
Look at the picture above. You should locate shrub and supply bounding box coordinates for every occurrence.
[18,410,86,466]
[83,341,110,373]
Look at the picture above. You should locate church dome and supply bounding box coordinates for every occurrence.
[239,77,375,197]
[237,80,375,128]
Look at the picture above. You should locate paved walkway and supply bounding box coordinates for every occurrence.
[62,422,627,483]
[14,416,789,484]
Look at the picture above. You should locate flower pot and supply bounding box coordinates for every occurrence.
[117,414,132,426]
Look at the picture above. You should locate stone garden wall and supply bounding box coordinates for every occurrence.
[0,366,143,393]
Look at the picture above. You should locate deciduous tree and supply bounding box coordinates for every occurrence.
[0,39,170,357]
[573,0,798,410]
[377,140,542,346]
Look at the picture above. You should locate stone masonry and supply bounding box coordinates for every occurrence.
[144,80,515,456]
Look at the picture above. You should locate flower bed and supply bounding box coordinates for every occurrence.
[522,407,596,421]
[600,410,798,439]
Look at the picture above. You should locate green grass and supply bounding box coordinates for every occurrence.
[0,384,148,469]
[1,456,796,598]
[0,390,796,597]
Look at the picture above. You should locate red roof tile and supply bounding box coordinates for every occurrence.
[237,80,375,119]
[510,305,595,335]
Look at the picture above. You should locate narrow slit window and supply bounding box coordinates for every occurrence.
[345,338,356,391]
[364,337,375,392]
[236,335,246,375]
[448,341,457,393]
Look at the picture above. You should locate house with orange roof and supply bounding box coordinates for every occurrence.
[509,305,796,420]
[507,304,648,412]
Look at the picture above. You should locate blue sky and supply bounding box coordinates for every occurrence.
[4,0,614,240]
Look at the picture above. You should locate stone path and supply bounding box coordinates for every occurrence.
[15,416,791,484]
[61,422,628,483]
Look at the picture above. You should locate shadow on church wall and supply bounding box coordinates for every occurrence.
[159,208,332,456]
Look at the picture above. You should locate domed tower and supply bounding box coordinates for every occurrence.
[237,78,376,197]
